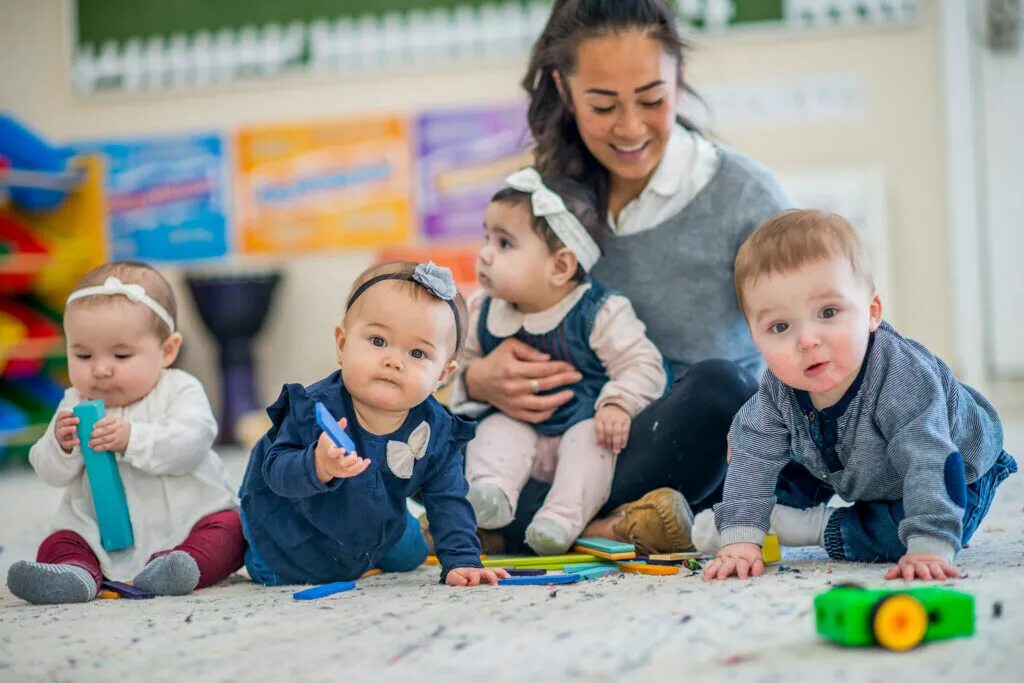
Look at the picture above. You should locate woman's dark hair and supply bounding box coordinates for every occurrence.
[523,0,702,219]
[491,173,602,283]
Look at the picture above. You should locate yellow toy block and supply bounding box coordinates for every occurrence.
[762,534,781,563]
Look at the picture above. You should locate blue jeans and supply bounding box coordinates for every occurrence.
[242,510,428,586]
[775,451,1017,562]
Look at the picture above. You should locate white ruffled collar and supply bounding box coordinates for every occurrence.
[485,282,592,337]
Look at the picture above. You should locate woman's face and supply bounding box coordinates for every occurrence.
[561,30,680,196]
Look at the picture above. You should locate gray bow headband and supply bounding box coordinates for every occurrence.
[347,262,461,351]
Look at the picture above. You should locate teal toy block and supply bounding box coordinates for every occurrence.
[575,537,635,554]
[74,400,134,552]
[563,562,619,574]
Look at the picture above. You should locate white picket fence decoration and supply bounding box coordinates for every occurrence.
[72,0,918,95]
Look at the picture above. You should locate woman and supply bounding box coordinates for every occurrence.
[452,0,791,553]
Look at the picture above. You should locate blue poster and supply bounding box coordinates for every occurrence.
[73,133,229,262]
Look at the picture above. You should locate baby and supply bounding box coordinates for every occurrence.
[699,209,1015,581]
[239,261,508,586]
[451,168,666,554]
[7,261,242,604]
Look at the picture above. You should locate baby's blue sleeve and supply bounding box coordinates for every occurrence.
[262,384,344,499]
[420,418,483,582]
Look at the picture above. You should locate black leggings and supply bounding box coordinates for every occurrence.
[498,358,759,553]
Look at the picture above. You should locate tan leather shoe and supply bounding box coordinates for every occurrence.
[610,488,695,554]
[419,512,506,556]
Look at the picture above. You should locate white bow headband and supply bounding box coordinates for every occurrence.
[505,167,601,272]
[66,276,176,333]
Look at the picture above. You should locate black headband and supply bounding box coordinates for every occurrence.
[346,272,461,353]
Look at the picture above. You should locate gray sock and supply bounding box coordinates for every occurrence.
[467,483,514,530]
[7,561,98,605]
[132,551,200,596]
[525,517,572,556]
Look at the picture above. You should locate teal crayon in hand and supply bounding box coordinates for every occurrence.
[74,400,134,552]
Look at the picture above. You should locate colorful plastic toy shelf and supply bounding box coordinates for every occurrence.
[1,115,107,464]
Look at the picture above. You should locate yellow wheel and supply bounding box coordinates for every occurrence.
[871,594,928,651]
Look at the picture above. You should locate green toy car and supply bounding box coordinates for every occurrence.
[815,584,974,651]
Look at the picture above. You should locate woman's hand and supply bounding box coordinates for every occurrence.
[464,338,581,424]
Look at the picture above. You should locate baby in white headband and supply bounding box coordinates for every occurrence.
[450,167,668,555]
[7,262,241,605]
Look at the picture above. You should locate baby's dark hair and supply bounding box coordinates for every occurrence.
[345,260,469,360]
[66,261,177,340]
[490,173,603,282]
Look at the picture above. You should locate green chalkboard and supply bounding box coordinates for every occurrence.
[75,0,521,46]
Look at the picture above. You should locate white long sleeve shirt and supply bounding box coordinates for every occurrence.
[28,369,238,580]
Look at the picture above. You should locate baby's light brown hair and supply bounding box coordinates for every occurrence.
[734,209,875,316]
[66,261,177,341]
[345,260,469,361]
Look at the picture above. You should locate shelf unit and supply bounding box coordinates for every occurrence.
[0,156,107,462]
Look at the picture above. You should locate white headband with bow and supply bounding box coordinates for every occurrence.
[66,276,176,333]
[505,167,601,272]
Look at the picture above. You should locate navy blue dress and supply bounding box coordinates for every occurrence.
[240,370,482,583]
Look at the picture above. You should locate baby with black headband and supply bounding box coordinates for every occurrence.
[239,261,509,587]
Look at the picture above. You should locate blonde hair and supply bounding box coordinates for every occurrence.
[734,209,875,315]
[66,261,177,340]
[345,260,468,360]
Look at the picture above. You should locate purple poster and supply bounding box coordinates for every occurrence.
[416,104,532,242]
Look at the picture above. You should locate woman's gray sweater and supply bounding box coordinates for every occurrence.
[591,146,791,380]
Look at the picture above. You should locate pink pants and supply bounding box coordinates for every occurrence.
[465,414,614,539]
[37,509,246,590]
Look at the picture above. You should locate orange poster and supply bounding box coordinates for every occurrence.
[235,116,413,253]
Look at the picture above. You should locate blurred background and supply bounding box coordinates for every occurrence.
[0,0,1021,460]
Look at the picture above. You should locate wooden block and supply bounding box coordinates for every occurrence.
[574,537,635,554]
[649,552,703,561]
[572,545,635,561]
[762,534,781,563]
[619,563,680,576]
[359,568,383,578]
[98,590,120,599]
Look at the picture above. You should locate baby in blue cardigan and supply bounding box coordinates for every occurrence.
[240,261,509,587]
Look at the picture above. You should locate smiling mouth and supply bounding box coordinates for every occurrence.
[611,141,649,154]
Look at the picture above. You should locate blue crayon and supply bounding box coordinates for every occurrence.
[293,581,356,600]
[74,400,134,552]
[315,402,357,452]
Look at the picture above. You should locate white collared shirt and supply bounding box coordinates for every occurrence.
[607,124,720,235]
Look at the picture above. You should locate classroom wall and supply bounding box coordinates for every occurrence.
[0,1,955,424]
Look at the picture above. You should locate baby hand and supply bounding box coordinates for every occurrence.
[702,542,766,581]
[314,422,369,484]
[54,411,81,454]
[445,566,510,587]
[89,416,131,454]
[595,404,631,455]
[884,553,962,581]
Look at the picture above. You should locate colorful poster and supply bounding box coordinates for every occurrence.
[72,133,229,262]
[235,116,413,253]
[416,105,532,243]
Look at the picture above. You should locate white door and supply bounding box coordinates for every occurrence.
[979,21,1024,378]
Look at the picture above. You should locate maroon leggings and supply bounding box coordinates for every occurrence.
[37,509,246,590]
